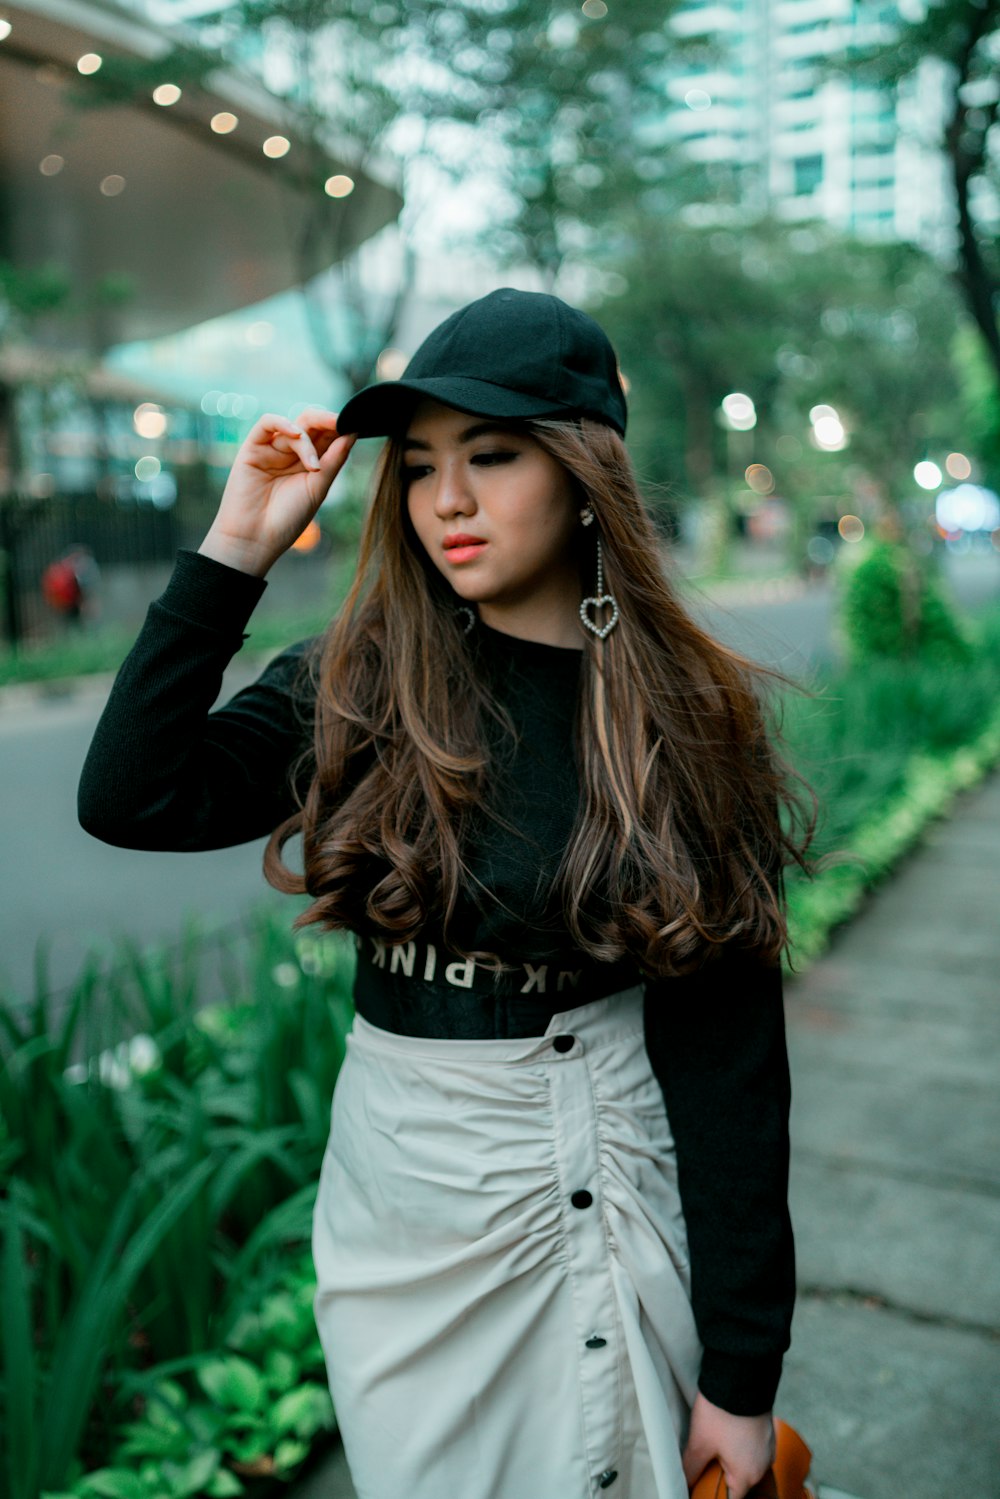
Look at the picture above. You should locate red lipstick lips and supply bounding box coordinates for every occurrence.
[443,533,487,549]
[443,533,488,565]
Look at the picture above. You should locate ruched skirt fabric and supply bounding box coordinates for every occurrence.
[310,983,702,1499]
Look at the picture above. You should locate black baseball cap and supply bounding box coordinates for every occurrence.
[336,287,628,439]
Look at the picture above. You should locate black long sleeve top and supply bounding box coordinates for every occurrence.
[77,548,795,1417]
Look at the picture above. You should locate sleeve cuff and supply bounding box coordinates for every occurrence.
[697,1347,785,1417]
[156,548,268,639]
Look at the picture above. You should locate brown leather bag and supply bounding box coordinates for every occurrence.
[689,1417,814,1499]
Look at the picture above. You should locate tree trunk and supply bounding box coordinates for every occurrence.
[944,7,1000,394]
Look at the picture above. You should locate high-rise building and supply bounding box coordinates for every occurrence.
[664,0,953,254]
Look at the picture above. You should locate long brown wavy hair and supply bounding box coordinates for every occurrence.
[262,413,818,979]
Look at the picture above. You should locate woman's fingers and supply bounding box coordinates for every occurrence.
[682,1395,775,1499]
[294,409,350,466]
[250,412,335,471]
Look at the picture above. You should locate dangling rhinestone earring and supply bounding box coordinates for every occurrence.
[456,605,476,636]
[579,508,620,640]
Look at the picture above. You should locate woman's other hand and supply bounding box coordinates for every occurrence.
[682,1391,776,1498]
[199,408,357,577]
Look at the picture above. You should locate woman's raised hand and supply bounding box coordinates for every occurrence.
[198,408,358,577]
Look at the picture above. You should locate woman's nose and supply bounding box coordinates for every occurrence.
[433,461,476,516]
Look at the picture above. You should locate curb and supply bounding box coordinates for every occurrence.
[680,574,811,607]
[0,671,119,714]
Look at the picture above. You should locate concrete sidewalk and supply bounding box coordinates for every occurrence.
[292,770,1000,1499]
[778,768,1000,1497]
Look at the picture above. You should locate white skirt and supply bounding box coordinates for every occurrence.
[310,983,702,1499]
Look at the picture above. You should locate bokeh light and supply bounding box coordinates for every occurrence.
[153,84,181,106]
[811,414,847,450]
[721,392,756,430]
[199,391,257,419]
[99,176,126,196]
[39,155,64,175]
[808,404,838,425]
[0,19,12,40]
[581,0,608,17]
[838,514,865,543]
[745,464,774,494]
[77,53,102,74]
[936,484,1000,533]
[914,460,942,490]
[135,456,162,482]
[376,347,409,379]
[685,89,712,111]
[263,136,291,158]
[211,113,239,134]
[775,434,801,461]
[806,535,835,566]
[133,403,167,439]
[293,520,323,553]
[325,175,355,198]
[945,452,971,480]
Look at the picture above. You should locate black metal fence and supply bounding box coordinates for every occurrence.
[0,491,183,647]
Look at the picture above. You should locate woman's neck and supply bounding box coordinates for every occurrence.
[474,578,586,651]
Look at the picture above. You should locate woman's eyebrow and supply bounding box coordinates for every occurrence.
[403,422,517,451]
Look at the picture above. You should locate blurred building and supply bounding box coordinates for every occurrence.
[0,0,402,354]
[665,0,953,254]
[0,0,403,642]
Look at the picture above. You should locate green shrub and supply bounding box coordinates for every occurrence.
[780,599,1000,958]
[837,539,971,665]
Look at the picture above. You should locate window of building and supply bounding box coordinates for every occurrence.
[792,154,824,195]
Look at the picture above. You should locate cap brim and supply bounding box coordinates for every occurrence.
[336,376,577,438]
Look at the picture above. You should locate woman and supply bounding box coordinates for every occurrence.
[79,287,815,1499]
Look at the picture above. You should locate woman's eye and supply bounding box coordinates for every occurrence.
[403,453,515,480]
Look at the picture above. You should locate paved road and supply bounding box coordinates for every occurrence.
[0,678,291,1016]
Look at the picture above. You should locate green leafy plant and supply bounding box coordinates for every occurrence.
[0,907,353,1499]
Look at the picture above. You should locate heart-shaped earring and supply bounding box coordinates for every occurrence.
[580,594,619,639]
[579,537,620,639]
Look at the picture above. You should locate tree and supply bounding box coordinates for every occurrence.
[57,2,709,394]
[588,215,966,561]
[846,0,1000,395]
[438,1,708,285]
